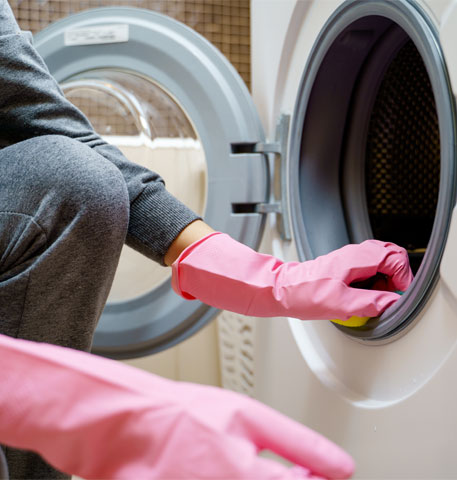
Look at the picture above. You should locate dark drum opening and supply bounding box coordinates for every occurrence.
[364,40,440,275]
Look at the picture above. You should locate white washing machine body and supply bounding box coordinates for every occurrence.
[251,0,457,477]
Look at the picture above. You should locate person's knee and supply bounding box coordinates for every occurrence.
[57,135,128,231]
[31,135,129,241]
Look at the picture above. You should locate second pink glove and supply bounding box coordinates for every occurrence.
[0,333,354,479]
[172,233,413,320]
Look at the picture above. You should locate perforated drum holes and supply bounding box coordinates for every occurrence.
[365,40,440,273]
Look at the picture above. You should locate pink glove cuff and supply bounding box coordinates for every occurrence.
[171,231,222,299]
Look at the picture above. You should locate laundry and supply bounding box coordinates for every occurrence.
[331,292,405,327]
[330,315,371,327]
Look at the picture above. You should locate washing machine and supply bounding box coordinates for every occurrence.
[33,0,457,477]
[250,0,457,478]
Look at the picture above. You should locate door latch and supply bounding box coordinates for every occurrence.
[254,114,292,241]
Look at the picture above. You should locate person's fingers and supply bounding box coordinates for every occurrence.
[336,240,413,291]
[0,335,350,479]
[289,465,330,480]
[238,400,355,479]
[362,240,414,292]
[385,259,414,292]
[244,455,327,479]
[314,243,380,283]
[340,285,401,318]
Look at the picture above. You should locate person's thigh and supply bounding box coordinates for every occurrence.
[0,135,130,479]
[0,134,129,345]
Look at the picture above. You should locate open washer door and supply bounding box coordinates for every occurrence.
[34,7,268,359]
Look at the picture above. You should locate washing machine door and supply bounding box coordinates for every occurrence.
[34,7,268,359]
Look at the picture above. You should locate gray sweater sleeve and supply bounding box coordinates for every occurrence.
[0,1,201,264]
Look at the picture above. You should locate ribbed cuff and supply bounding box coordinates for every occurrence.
[126,182,201,265]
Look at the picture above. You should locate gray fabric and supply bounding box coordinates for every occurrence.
[0,0,200,265]
[0,1,201,478]
[0,134,131,479]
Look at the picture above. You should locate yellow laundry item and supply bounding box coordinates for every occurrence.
[330,290,403,327]
[330,316,370,327]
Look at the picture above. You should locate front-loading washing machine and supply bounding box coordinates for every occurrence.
[33,0,457,477]
[250,0,457,478]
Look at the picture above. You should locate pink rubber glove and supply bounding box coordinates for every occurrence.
[0,334,354,479]
[172,233,413,320]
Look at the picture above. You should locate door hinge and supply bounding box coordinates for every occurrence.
[254,113,291,241]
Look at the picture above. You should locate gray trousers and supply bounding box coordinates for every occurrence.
[0,135,130,479]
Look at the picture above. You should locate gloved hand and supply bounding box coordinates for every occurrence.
[0,334,354,480]
[172,233,413,320]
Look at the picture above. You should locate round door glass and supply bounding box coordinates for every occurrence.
[62,69,207,302]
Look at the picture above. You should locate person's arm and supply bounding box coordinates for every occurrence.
[0,1,413,321]
[164,220,215,266]
[170,230,414,321]
[0,1,199,264]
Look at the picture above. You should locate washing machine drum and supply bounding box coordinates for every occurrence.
[365,38,439,272]
[290,0,457,342]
